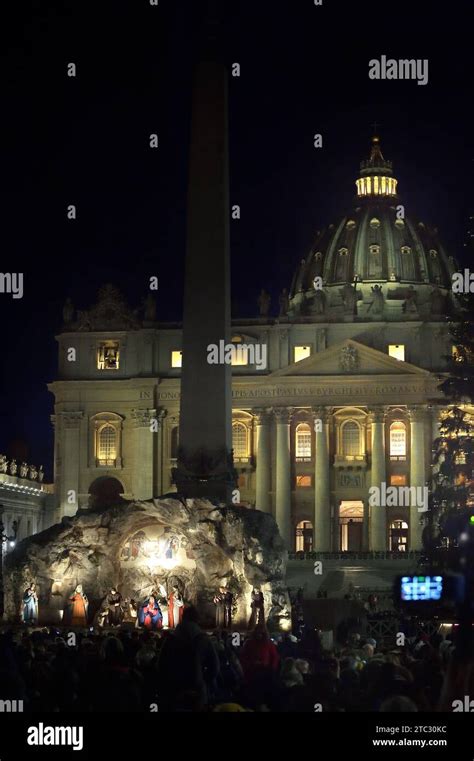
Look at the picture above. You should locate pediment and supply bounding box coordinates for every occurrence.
[270,339,430,377]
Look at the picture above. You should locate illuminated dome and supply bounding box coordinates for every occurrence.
[289,136,457,321]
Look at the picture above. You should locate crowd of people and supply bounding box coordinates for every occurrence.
[0,605,471,712]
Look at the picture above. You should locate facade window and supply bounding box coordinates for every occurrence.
[455,451,467,465]
[401,246,411,255]
[295,520,313,552]
[389,520,408,552]
[171,350,182,368]
[390,474,407,486]
[294,345,311,363]
[388,344,405,361]
[296,475,312,488]
[232,422,249,459]
[390,421,407,458]
[341,421,361,456]
[295,423,312,460]
[97,342,120,370]
[97,424,117,466]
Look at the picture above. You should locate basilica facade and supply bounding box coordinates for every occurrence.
[48,138,458,554]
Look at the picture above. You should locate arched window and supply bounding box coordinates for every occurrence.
[295,422,312,460]
[170,426,179,459]
[97,424,117,466]
[342,421,361,456]
[390,421,407,458]
[389,520,408,552]
[232,422,249,460]
[295,520,313,552]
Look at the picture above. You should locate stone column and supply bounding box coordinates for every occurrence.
[131,408,157,500]
[59,411,83,518]
[369,408,387,551]
[409,406,427,551]
[313,406,331,551]
[254,408,272,513]
[274,407,292,548]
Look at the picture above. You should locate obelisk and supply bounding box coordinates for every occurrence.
[173,1,234,501]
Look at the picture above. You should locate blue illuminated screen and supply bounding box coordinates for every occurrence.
[401,575,443,602]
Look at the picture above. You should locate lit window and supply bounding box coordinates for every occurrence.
[296,423,312,459]
[296,475,312,488]
[97,424,117,466]
[171,351,182,368]
[232,422,249,459]
[370,217,380,229]
[388,344,405,361]
[295,520,313,552]
[455,451,467,465]
[231,343,249,366]
[390,421,407,457]
[342,421,361,456]
[294,345,311,363]
[390,474,407,486]
[97,342,120,370]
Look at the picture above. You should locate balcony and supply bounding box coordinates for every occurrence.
[334,454,367,469]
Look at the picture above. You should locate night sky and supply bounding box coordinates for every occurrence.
[2,0,472,478]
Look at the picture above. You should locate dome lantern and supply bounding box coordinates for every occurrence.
[356,135,398,198]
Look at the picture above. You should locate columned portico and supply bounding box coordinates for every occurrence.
[274,407,292,548]
[369,408,387,551]
[409,406,427,551]
[254,407,272,513]
[313,406,331,551]
[131,408,157,500]
[58,411,83,517]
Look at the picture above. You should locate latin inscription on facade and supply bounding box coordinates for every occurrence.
[158,383,436,402]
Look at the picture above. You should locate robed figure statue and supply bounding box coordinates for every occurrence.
[107,588,123,627]
[68,585,89,627]
[248,588,265,629]
[22,584,38,625]
[138,595,163,630]
[167,585,184,629]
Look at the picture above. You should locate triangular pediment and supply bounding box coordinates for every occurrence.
[270,339,431,377]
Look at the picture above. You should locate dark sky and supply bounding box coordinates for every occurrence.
[2,0,473,478]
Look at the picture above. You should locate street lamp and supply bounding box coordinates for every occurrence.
[0,504,18,619]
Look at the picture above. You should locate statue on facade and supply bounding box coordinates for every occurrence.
[38,465,44,482]
[21,584,38,625]
[9,459,18,476]
[257,289,271,317]
[29,464,38,480]
[20,462,28,478]
[248,587,265,629]
[143,293,157,322]
[369,284,384,315]
[403,285,418,314]
[312,287,326,315]
[278,288,289,317]
[340,282,357,314]
[429,287,444,315]
[0,455,7,473]
[62,297,75,324]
